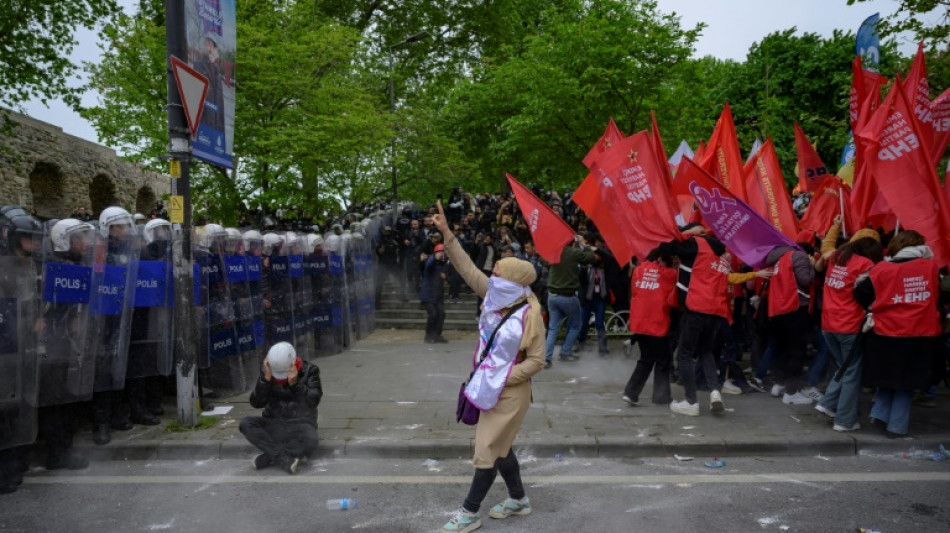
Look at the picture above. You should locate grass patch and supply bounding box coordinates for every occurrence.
[165,416,220,432]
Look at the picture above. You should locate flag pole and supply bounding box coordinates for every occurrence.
[839,190,848,239]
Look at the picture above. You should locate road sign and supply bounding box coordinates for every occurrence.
[169,159,181,178]
[169,55,209,139]
[169,195,184,224]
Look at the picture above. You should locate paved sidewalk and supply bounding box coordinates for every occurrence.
[75,329,950,462]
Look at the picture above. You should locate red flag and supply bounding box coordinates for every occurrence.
[583,118,625,170]
[793,123,831,193]
[506,173,575,264]
[930,87,950,164]
[904,42,934,148]
[573,131,682,266]
[856,78,950,266]
[693,139,707,163]
[699,103,747,202]
[744,138,800,239]
[800,177,846,236]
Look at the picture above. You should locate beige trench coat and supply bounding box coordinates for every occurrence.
[443,236,546,468]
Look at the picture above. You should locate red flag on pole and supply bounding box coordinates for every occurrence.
[929,87,950,164]
[573,131,682,266]
[793,123,831,193]
[650,110,673,187]
[699,103,747,202]
[582,118,625,170]
[744,138,800,240]
[801,177,846,236]
[904,42,934,147]
[856,77,950,267]
[506,173,575,264]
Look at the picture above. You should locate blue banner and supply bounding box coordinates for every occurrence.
[225,255,247,283]
[43,262,91,304]
[202,255,224,285]
[246,256,262,281]
[134,261,171,308]
[0,297,17,353]
[311,253,329,275]
[856,13,880,69]
[329,253,343,275]
[252,320,266,347]
[235,324,256,353]
[209,327,238,361]
[91,265,128,315]
[288,254,304,278]
[270,255,289,279]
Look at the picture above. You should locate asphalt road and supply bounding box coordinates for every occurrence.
[3,452,950,532]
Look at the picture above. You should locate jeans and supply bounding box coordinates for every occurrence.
[804,326,832,388]
[818,331,861,427]
[676,311,721,403]
[578,295,607,346]
[545,293,583,362]
[239,417,320,460]
[716,318,751,389]
[870,388,914,435]
[755,338,777,382]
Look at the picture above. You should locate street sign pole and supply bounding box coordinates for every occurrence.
[166,0,198,427]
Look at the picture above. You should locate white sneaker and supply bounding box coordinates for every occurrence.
[748,378,766,393]
[670,399,699,416]
[814,403,836,418]
[710,390,724,412]
[833,422,861,432]
[800,386,823,402]
[770,384,786,398]
[622,395,638,406]
[721,381,743,395]
[782,391,814,405]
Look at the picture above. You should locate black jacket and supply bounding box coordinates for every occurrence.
[249,360,323,426]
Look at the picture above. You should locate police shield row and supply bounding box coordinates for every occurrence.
[0,205,379,493]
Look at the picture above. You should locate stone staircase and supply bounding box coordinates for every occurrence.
[374,283,480,331]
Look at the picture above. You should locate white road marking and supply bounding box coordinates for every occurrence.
[22,471,950,485]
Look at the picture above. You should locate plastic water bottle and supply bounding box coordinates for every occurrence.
[326,498,358,511]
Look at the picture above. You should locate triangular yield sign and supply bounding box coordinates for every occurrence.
[170,55,209,139]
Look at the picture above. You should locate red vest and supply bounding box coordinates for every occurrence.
[683,238,730,319]
[629,261,677,337]
[869,258,941,337]
[821,254,874,334]
[767,251,808,317]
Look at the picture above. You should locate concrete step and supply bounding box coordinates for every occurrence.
[375,317,479,331]
[376,308,476,320]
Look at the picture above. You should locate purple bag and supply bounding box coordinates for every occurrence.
[455,302,527,426]
[456,385,480,425]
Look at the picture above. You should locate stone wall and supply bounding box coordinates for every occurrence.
[0,110,171,220]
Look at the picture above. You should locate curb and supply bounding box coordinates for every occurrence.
[73,435,950,462]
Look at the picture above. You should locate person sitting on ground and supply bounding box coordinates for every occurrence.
[239,342,322,475]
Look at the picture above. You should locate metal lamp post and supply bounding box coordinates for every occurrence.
[388,30,430,209]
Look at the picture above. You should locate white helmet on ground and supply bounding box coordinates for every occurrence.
[50,219,94,253]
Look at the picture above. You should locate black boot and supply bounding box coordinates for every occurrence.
[93,424,111,446]
[130,410,160,426]
[46,451,89,471]
[147,404,165,416]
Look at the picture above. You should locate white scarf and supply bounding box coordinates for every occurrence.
[482,276,531,312]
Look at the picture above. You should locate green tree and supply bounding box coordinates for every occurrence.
[0,0,118,110]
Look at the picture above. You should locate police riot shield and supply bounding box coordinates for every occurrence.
[286,233,315,360]
[308,235,339,356]
[351,231,373,339]
[241,230,267,389]
[85,217,141,392]
[38,220,96,405]
[223,228,265,391]
[263,232,295,346]
[126,220,175,379]
[198,225,246,398]
[325,232,348,349]
[0,256,39,450]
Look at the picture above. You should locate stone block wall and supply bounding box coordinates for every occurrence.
[0,110,171,220]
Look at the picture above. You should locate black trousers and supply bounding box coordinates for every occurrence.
[624,334,672,404]
[239,416,319,459]
[676,311,721,404]
[424,299,445,340]
[38,405,74,460]
[463,451,525,513]
[768,307,810,394]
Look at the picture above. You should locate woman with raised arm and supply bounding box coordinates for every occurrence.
[433,201,545,533]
